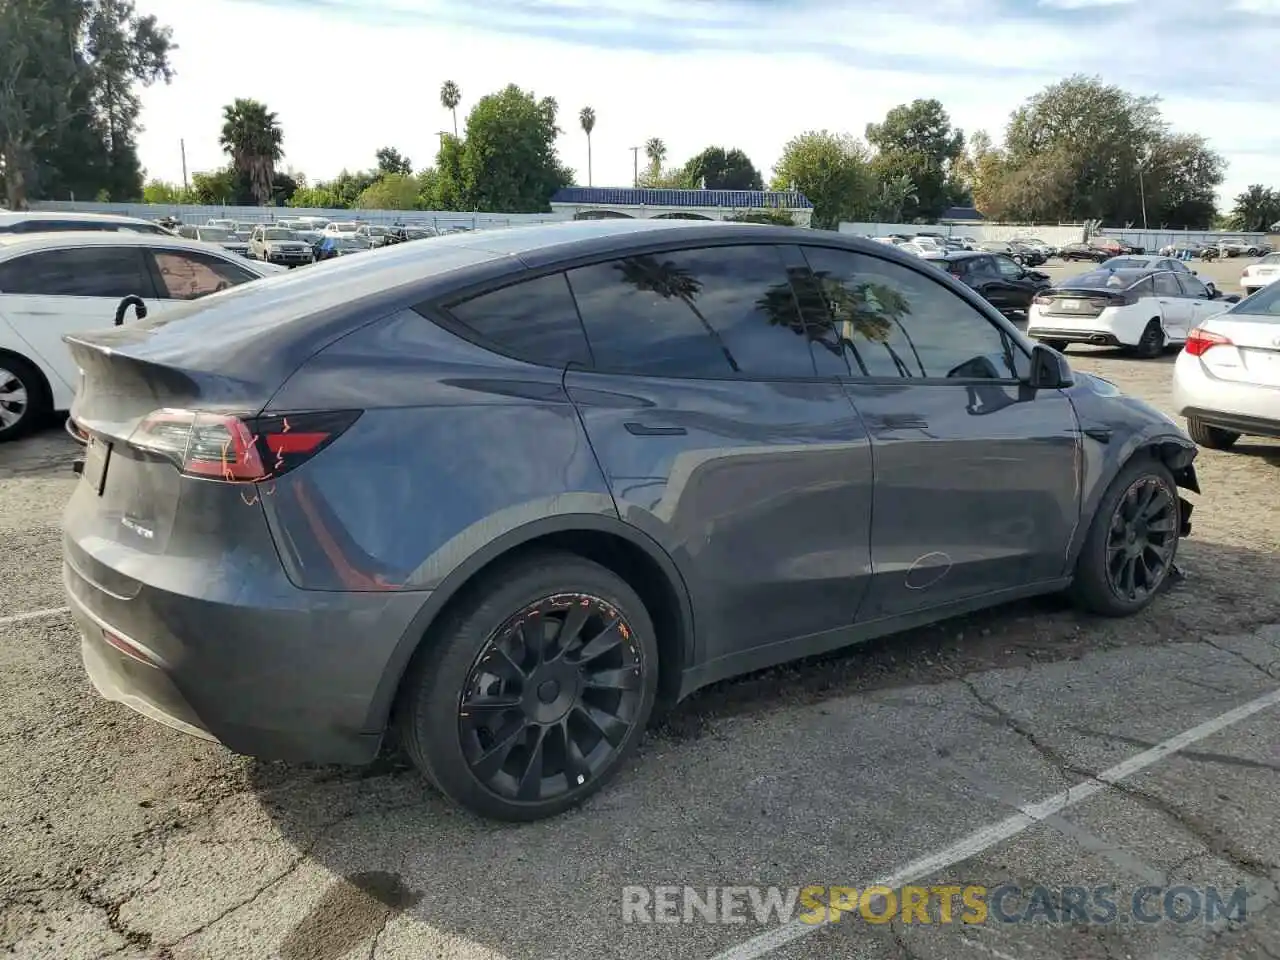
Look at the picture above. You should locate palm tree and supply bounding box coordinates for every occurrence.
[644,137,666,178]
[615,256,739,372]
[219,99,283,206]
[579,107,596,187]
[440,80,461,136]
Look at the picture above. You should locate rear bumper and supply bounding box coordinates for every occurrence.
[1028,328,1123,347]
[1172,353,1280,437]
[63,536,429,765]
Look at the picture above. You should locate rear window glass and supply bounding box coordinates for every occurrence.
[1232,282,1280,319]
[444,272,591,366]
[1057,270,1137,290]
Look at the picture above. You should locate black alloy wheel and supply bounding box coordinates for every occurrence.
[395,551,658,821]
[1135,320,1165,359]
[458,593,646,805]
[1069,457,1181,617]
[1104,477,1178,604]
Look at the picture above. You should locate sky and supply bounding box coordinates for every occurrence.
[134,0,1280,211]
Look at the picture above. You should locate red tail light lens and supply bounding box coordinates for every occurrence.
[1184,328,1232,357]
[130,409,361,482]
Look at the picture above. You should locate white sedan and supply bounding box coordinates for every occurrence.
[1172,281,1280,450]
[0,232,282,441]
[1027,267,1236,358]
[1241,253,1280,296]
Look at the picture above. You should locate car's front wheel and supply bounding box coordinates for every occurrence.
[1069,456,1181,617]
[396,551,658,821]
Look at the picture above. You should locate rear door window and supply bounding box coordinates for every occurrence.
[148,250,257,300]
[0,247,154,297]
[1153,273,1183,297]
[566,244,820,379]
[444,272,592,366]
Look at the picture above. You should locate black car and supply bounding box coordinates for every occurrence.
[937,251,1053,314]
[62,220,1199,821]
[1060,242,1109,263]
[1007,242,1048,267]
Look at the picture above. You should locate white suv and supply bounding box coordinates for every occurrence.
[0,233,280,441]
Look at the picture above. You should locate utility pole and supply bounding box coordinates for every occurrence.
[180,139,188,195]
[630,146,640,188]
[1136,148,1148,231]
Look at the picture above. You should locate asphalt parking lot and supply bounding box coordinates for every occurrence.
[2,255,1278,960]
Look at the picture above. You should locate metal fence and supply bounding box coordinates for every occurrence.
[1094,228,1270,250]
[25,200,572,231]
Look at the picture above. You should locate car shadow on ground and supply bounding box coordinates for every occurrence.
[247,536,1280,960]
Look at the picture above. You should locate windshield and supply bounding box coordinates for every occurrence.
[365,226,388,236]
[1104,258,1149,269]
[1261,253,1280,264]
[197,227,234,241]
[263,229,297,240]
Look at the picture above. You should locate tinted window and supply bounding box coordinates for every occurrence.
[1153,273,1182,297]
[1176,273,1209,299]
[801,246,1022,380]
[1130,277,1155,298]
[566,245,818,378]
[150,250,256,300]
[1233,281,1280,318]
[0,247,151,297]
[446,272,591,366]
[994,256,1023,279]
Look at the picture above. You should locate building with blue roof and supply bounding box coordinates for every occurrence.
[549,187,814,227]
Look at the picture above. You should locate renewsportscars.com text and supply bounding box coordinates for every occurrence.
[621,884,1248,926]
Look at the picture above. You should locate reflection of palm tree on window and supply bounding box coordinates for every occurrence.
[755,273,925,377]
[614,257,741,372]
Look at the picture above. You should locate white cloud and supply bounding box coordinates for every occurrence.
[132,0,1277,208]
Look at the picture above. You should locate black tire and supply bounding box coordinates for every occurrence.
[0,355,51,443]
[395,551,659,821]
[1069,456,1181,617]
[1038,338,1069,352]
[1187,417,1240,450]
[1133,320,1165,359]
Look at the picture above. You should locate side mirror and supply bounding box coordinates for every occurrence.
[114,295,147,326]
[1223,294,1242,304]
[1027,343,1073,389]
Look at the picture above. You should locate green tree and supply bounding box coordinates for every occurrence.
[579,106,596,187]
[142,179,189,203]
[638,164,694,189]
[870,174,918,223]
[219,98,283,206]
[355,172,421,209]
[865,99,964,221]
[725,209,795,226]
[644,137,666,178]
[997,75,1222,225]
[189,166,237,204]
[1229,185,1280,233]
[682,146,763,191]
[770,130,876,230]
[0,0,173,208]
[375,146,412,177]
[440,80,461,137]
[454,85,573,213]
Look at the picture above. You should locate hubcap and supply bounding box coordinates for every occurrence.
[1106,478,1177,601]
[458,593,645,804]
[0,367,29,429]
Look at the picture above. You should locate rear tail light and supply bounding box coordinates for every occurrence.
[1184,328,1232,357]
[1033,295,1053,306]
[129,409,361,482]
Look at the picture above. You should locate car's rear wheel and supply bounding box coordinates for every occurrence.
[1134,320,1165,359]
[1038,338,1069,352]
[396,552,658,821]
[1187,417,1240,450]
[0,356,50,443]
[1070,456,1181,617]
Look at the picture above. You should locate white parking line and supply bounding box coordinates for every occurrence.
[710,685,1280,960]
[0,606,70,627]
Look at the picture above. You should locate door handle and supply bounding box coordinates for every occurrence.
[624,422,687,437]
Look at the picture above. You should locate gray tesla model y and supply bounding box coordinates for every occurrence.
[62,219,1200,821]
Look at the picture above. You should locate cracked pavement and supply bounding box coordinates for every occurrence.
[3,260,1279,960]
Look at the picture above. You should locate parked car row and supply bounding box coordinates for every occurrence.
[1157,238,1274,259]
